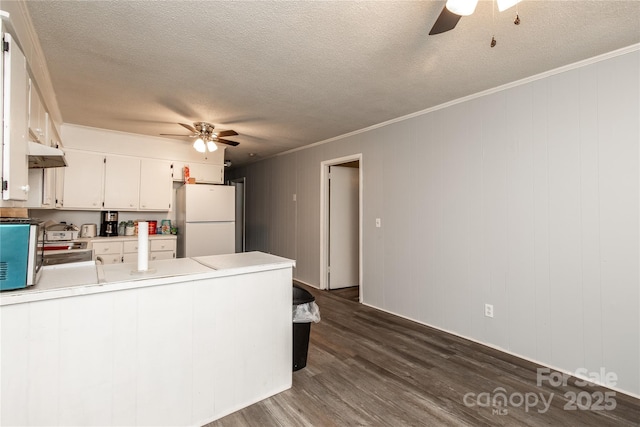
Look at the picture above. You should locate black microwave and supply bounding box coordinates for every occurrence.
[0,218,44,291]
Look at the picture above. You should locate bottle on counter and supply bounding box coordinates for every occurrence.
[118,221,126,236]
[125,220,135,236]
[161,219,171,235]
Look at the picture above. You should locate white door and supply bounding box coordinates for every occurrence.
[328,165,359,289]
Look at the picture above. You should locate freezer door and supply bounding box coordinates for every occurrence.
[185,185,235,222]
[184,222,236,257]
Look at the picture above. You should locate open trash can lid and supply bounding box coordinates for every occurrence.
[293,284,315,305]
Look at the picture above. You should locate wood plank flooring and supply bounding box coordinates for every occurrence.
[205,284,640,426]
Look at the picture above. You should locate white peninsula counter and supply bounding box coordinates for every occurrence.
[0,252,295,427]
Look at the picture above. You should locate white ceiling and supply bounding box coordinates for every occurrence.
[25,1,640,166]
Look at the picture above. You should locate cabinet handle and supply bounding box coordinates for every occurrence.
[21,185,30,192]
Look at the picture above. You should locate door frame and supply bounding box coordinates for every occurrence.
[319,154,363,301]
[230,177,246,252]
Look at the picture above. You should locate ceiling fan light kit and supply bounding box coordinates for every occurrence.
[497,0,520,12]
[206,140,218,152]
[445,0,478,16]
[431,0,522,36]
[193,138,206,153]
[161,121,239,152]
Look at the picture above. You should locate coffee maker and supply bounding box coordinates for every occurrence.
[100,211,119,237]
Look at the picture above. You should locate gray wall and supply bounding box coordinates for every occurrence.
[229,50,639,396]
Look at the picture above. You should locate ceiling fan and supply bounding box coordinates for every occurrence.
[429,0,521,35]
[161,122,240,153]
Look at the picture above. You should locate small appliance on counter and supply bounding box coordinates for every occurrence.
[80,223,97,238]
[0,218,43,291]
[41,222,92,266]
[45,222,80,241]
[100,211,119,237]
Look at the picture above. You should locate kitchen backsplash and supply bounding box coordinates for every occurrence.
[30,209,175,231]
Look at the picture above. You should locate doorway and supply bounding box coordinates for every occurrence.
[320,154,362,302]
[230,177,246,253]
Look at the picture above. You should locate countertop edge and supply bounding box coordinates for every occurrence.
[1,253,295,306]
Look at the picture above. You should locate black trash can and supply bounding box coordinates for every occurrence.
[293,284,315,371]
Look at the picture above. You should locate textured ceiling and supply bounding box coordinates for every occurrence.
[24,1,640,166]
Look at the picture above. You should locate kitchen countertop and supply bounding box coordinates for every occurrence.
[193,251,296,273]
[0,251,295,306]
[75,234,177,243]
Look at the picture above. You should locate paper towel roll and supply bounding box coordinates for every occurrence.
[138,221,149,271]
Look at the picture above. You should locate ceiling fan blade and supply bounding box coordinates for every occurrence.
[429,6,462,35]
[214,138,240,147]
[160,133,195,137]
[213,129,239,138]
[179,122,197,133]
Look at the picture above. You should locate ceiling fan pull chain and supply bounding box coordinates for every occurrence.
[490,0,497,48]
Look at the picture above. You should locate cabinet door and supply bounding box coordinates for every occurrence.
[139,159,172,210]
[150,251,175,261]
[103,156,140,210]
[150,238,176,252]
[25,168,44,207]
[28,79,46,143]
[55,164,64,207]
[2,33,30,201]
[41,167,55,206]
[188,163,224,184]
[60,150,104,209]
[92,241,123,264]
[27,166,55,208]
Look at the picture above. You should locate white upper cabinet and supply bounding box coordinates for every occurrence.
[184,162,224,184]
[25,167,55,208]
[28,78,47,143]
[140,159,172,211]
[103,155,140,210]
[59,150,104,209]
[58,149,174,211]
[2,32,30,201]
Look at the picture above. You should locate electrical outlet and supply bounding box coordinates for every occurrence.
[376,218,381,228]
[485,304,494,318]
[292,193,297,202]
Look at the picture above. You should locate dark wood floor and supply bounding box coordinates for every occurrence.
[206,284,640,426]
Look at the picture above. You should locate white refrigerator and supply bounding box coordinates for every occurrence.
[176,184,236,257]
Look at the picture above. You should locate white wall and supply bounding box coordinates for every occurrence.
[229,48,640,396]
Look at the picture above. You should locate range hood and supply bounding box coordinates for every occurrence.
[28,141,67,168]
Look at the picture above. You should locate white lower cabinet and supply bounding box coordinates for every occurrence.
[150,238,176,260]
[92,236,176,264]
[92,241,123,264]
[122,240,139,264]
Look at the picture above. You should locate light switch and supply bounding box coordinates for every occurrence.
[292,193,297,202]
[375,218,381,228]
